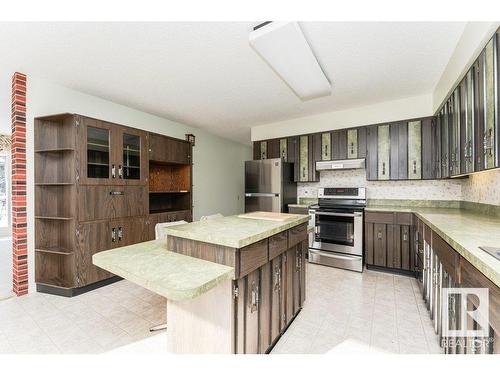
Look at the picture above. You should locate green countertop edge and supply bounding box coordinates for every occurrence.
[92,240,234,301]
[165,214,310,248]
[366,201,500,288]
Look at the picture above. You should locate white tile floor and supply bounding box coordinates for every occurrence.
[272,263,443,354]
[0,238,13,299]
[0,262,443,354]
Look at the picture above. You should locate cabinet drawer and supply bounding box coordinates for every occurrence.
[460,257,500,334]
[288,223,307,248]
[431,232,459,281]
[239,239,268,278]
[79,186,147,221]
[365,211,394,224]
[395,212,412,225]
[269,231,288,260]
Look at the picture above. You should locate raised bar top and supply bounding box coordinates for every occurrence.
[164,213,309,248]
[92,240,234,301]
[366,204,500,288]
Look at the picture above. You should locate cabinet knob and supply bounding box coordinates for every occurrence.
[377,231,382,239]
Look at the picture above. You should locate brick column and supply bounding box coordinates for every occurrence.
[11,72,28,296]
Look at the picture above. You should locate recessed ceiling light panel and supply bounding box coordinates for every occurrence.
[249,22,331,101]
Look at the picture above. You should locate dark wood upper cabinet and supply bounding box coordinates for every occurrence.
[440,105,450,178]
[149,133,191,165]
[421,118,435,179]
[390,122,408,180]
[449,88,462,176]
[287,136,299,181]
[331,129,348,160]
[266,139,280,159]
[253,141,260,160]
[377,125,390,180]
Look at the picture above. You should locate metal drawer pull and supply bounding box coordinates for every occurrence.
[118,227,123,241]
[377,231,382,239]
[118,165,123,178]
[111,164,116,178]
[413,160,417,174]
[111,227,116,242]
[315,211,361,218]
[109,191,124,196]
[403,233,408,241]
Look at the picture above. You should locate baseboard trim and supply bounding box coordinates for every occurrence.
[36,276,122,297]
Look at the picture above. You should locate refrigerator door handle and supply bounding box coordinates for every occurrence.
[245,193,280,197]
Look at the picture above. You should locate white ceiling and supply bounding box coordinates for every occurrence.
[0,22,466,143]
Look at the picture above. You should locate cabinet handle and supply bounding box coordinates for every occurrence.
[109,191,124,196]
[250,282,259,312]
[282,149,286,159]
[382,162,386,175]
[350,142,354,155]
[274,266,281,292]
[302,167,305,178]
[111,164,116,178]
[377,231,382,239]
[403,232,408,241]
[111,227,116,242]
[412,160,417,174]
[118,165,123,179]
[117,227,123,241]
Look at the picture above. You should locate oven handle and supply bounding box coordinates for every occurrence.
[314,211,362,218]
[309,249,359,261]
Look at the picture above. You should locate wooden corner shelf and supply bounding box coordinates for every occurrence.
[35,216,73,221]
[35,148,75,153]
[35,182,74,186]
[35,247,73,256]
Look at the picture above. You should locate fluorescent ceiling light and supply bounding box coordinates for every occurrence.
[249,22,331,101]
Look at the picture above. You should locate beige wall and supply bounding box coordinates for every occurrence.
[25,76,251,292]
[432,22,500,112]
[251,93,433,141]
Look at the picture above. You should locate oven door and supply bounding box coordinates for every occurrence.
[312,210,363,256]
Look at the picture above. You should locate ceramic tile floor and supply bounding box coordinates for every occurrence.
[0,262,443,354]
[271,263,443,354]
[0,238,13,299]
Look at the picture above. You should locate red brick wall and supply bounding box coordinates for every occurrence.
[11,72,28,296]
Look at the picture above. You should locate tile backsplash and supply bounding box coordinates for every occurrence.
[298,169,464,201]
[298,168,500,206]
[462,169,500,206]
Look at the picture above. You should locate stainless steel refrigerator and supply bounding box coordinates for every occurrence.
[244,158,297,213]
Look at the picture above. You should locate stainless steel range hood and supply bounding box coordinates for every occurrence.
[315,158,365,171]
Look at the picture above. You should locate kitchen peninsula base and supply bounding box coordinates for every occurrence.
[166,215,309,354]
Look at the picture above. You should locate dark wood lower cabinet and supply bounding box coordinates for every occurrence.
[231,228,307,354]
[365,211,414,273]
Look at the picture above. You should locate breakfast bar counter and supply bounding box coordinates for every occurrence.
[93,212,309,354]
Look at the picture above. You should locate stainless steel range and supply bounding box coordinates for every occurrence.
[308,187,366,272]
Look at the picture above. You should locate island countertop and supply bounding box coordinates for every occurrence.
[366,204,500,288]
[92,240,234,301]
[164,213,309,248]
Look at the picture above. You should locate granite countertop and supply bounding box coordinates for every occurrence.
[92,240,234,301]
[165,214,310,248]
[288,204,310,208]
[366,204,500,287]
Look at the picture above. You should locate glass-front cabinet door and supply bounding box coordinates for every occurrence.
[440,107,450,178]
[80,117,116,185]
[118,127,147,185]
[462,70,475,174]
[483,35,497,169]
[79,117,147,185]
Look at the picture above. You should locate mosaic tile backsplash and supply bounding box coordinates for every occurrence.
[298,168,500,206]
[298,169,464,200]
[462,169,500,206]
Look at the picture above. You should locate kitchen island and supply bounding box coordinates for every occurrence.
[94,212,309,354]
